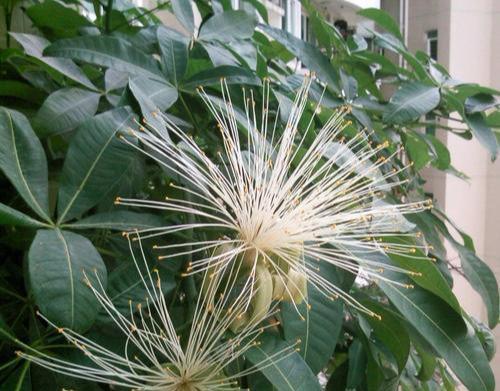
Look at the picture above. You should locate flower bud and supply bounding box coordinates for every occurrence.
[282,269,307,304]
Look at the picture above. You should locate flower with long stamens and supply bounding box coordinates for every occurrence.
[18,234,293,390]
[116,77,432,318]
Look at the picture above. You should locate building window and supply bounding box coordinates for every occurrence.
[280,0,289,31]
[301,14,309,42]
[426,29,438,60]
[425,113,436,136]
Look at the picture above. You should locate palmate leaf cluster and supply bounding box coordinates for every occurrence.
[0,0,498,390]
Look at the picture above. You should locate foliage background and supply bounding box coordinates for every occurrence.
[0,0,498,390]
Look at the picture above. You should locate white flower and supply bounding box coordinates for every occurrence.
[116,77,431,318]
[18,234,292,390]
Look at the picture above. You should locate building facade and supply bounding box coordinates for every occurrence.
[381,0,500,385]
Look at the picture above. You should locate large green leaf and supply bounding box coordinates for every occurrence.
[455,243,499,328]
[0,108,51,223]
[129,76,178,111]
[260,25,339,91]
[404,131,431,170]
[171,0,195,34]
[358,299,410,373]
[385,237,461,314]
[464,112,498,160]
[29,229,106,331]
[245,333,322,391]
[67,210,165,231]
[358,8,403,42]
[57,108,136,223]
[281,263,346,374]
[384,82,440,124]
[45,36,163,79]
[464,93,497,114]
[199,10,257,43]
[157,26,189,86]
[346,340,367,389]
[0,80,45,104]
[34,88,100,137]
[26,0,92,31]
[375,254,495,391]
[183,65,261,89]
[9,33,96,90]
[0,203,46,228]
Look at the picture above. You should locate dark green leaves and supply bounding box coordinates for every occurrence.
[29,229,106,331]
[260,25,339,91]
[157,26,189,86]
[129,76,178,112]
[171,0,195,34]
[455,244,499,328]
[57,108,136,223]
[34,88,101,137]
[10,33,96,90]
[183,65,261,89]
[281,263,346,374]
[67,211,165,231]
[378,267,495,391]
[199,10,257,42]
[246,333,322,391]
[358,8,404,42]
[0,203,46,228]
[465,112,498,160]
[384,82,440,124]
[26,0,92,31]
[45,36,163,79]
[0,108,51,223]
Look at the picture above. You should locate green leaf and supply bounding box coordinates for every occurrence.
[67,210,165,231]
[347,340,367,389]
[9,33,96,90]
[0,108,51,223]
[281,262,345,374]
[455,244,499,328]
[415,343,437,381]
[0,203,46,228]
[358,300,410,373]
[129,76,178,112]
[260,25,339,91]
[385,237,461,314]
[3,362,31,391]
[57,107,136,223]
[424,134,450,170]
[464,93,497,114]
[45,36,163,79]
[245,333,322,391]
[171,0,195,34]
[26,0,92,31]
[464,112,498,160]
[34,88,100,137]
[384,82,440,124]
[183,65,261,89]
[358,8,403,42]
[0,80,45,104]
[404,131,431,170]
[199,10,257,42]
[375,254,495,391]
[325,359,348,391]
[29,229,106,331]
[157,26,189,86]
